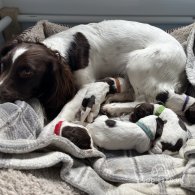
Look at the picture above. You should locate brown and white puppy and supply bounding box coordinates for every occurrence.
[102,102,188,153]
[130,103,188,153]
[87,115,164,153]
[0,20,195,123]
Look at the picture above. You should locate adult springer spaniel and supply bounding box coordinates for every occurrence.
[0,20,194,122]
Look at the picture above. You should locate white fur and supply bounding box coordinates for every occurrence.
[87,115,158,153]
[41,20,186,122]
[43,21,186,91]
[101,102,188,153]
[0,77,6,86]
[102,102,141,116]
[165,92,195,114]
[12,47,28,63]
[80,82,109,123]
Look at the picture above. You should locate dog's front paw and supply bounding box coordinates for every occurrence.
[80,82,109,123]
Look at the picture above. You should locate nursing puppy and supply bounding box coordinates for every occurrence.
[87,115,164,153]
[1,20,194,122]
[130,103,188,153]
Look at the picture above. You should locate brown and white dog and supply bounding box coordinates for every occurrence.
[0,20,195,123]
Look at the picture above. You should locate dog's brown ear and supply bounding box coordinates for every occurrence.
[42,53,76,120]
[0,39,19,57]
[51,53,76,105]
[155,117,164,139]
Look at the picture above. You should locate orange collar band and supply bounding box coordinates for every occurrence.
[114,78,121,93]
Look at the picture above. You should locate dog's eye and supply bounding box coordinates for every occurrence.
[19,68,33,78]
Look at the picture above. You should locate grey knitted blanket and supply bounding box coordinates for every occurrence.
[0,21,195,195]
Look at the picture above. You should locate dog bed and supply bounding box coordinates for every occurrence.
[0,21,195,195]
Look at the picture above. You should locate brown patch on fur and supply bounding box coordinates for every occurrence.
[156,91,169,104]
[61,126,91,149]
[68,32,90,71]
[130,103,154,122]
[105,119,116,127]
[82,95,95,108]
[161,138,183,152]
[178,118,187,131]
[155,117,164,139]
[185,103,195,124]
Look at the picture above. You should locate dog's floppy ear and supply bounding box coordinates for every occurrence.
[42,51,76,119]
[0,39,19,57]
[155,117,165,139]
[50,52,76,104]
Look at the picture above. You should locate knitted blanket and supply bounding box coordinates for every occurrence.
[0,21,195,195]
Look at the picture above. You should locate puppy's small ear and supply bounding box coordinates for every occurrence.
[0,40,19,57]
[155,117,164,139]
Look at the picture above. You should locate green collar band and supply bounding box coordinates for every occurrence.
[155,105,165,116]
[136,121,155,141]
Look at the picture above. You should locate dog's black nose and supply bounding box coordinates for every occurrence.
[185,103,195,124]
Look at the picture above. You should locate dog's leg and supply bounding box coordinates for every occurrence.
[101,101,142,117]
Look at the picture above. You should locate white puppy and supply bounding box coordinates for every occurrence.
[87,115,164,153]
